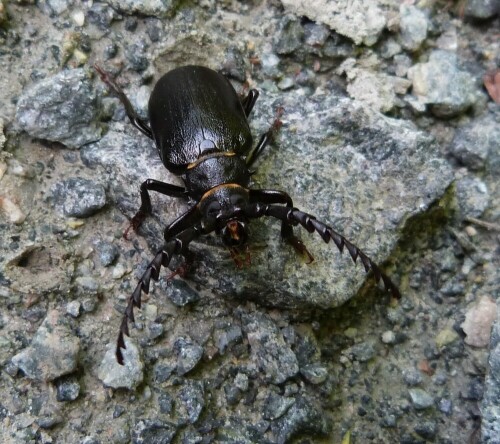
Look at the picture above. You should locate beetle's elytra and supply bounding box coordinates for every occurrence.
[95,64,400,365]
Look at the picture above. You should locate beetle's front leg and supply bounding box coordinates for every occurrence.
[249,189,314,263]
[125,179,187,239]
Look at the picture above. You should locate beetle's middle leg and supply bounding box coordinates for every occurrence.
[125,179,187,238]
[249,189,314,263]
[94,64,153,139]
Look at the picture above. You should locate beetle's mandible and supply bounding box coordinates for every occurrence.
[95,64,400,365]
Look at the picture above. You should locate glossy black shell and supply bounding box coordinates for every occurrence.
[148,65,253,175]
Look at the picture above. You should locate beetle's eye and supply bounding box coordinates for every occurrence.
[206,201,221,217]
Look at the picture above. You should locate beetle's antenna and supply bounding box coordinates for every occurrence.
[116,224,206,364]
[243,203,401,300]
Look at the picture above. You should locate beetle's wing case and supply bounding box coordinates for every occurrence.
[148,66,252,175]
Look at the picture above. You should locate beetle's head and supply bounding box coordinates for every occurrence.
[199,185,250,247]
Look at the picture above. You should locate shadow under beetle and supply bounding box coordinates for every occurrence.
[95,65,401,365]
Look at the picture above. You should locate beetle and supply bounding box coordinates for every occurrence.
[95,64,400,364]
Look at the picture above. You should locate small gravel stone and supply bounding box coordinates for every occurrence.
[11,310,80,381]
[461,296,497,348]
[94,240,118,267]
[76,276,99,292]
[464,0,500,19]
[242,312,299,384]
[381,330,397,344]
[51,177,106,218]
[56,376,80,402]
[271,395,331,442]
[234,372,249,391]
[344,341,377,362]
[177,380,205,425]
[97,339,144,390]
[66,301,81,318]
[174,337,203,376]
[166,280,200,307]
[438,398,453,415]
[409,388,434,410]
[154,362,175,383]
[300,363,328,385]
[263,392,295,420]
[408,50,478,117]
[399,5,429,51]
[455,176,490,220]
[402,368,423,387]
[461,377,484,401]
[158,392,173,414]
[414,420,437,440]
[15,69,102,148]
[132,419,177,444]
[450,114,500,171]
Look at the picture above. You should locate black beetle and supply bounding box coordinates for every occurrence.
[95,65,400,364]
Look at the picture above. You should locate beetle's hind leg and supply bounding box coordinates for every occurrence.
[246,107,284,168]
[248,189,314,263]
[94,64,153,139]
[125,179,187,239]
[241,89,259,116]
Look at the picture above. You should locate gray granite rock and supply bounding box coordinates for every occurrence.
[98,338,144,389]
[50,177,107,218]
[408,50,478,117]
[399,5,429,51]
[242,312,298,384]
[82,88,453,310]
[11,310,80,381]
[15,69,102,149]
[280,0,386,45]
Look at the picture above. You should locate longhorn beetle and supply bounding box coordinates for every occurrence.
[95,65,400,365]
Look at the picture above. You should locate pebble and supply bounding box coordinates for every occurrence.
[11,310,80,381]
[271,395,331,442]
[344,341,377,362]
[51,177,107,218]
[158,392,173,414]
[465,0,500,19]
[450,114,500,171]
[408,388,434,410]
[174,336,203,376]
[437,398,453,415]
[461,295,497,348]
[407,50,478,117]
[97,338,144,390]
[263,392,296,420]
[214,324,243,354]
[14,69,102,148]
[112,263,127,280]
[177,380,205,425]
[242,312,299,384]
[94,240,118,267]
[132,419,176,444]
[56,377,80,402]
[166,279,200,307]
[461,377,484,401]
[399,5,429,51]
[65,301,81,318]
[414,420,437,440]
[0,196,26,224]
[381,330,396,344]
[454,176,490,220]
[402,368,423,387]
[300,363,328,385]
[435,328,459,348]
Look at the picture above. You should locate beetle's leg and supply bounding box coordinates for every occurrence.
[249,189,314,263]
[245,107,284,168]
[116,222,212,364]
[241,89,259,117]
[125,179,187,239]
[94,64,153,139]
[243,203,401,300]
[163,205,202,242]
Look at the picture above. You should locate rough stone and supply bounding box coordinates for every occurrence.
[15,69,102,149]
[462,296,497,348]
[11,310,80,381]
[281,0,385,45]
[408,50,478,117]
[399,5,429,51]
